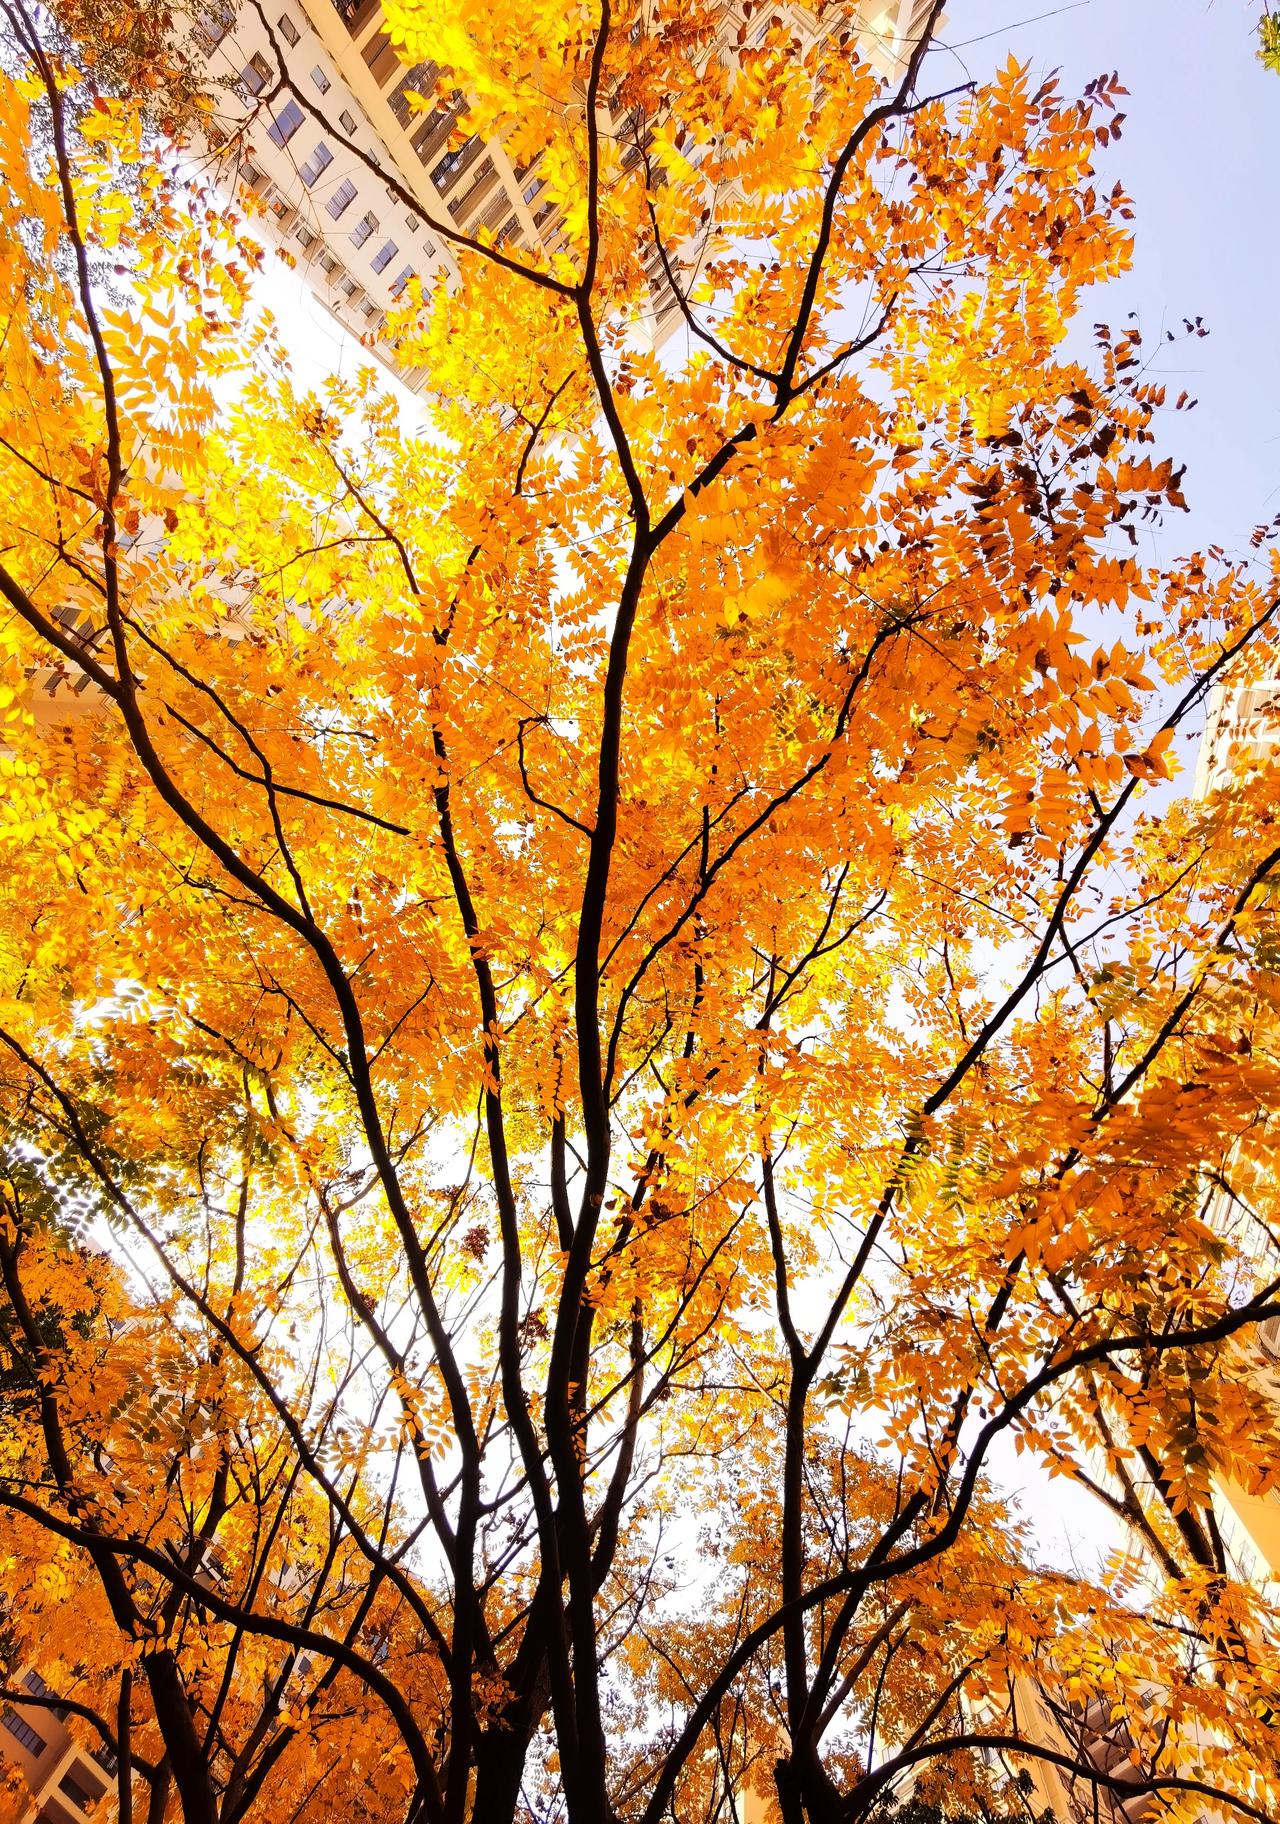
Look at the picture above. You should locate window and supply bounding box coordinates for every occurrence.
[239,161,263,191]
[317,249,339,274]
[340,275,361,298]
[2,1709,47,1757]
[361,299,380,321]
[277,12,300,43]
[405,216,419,236]
[326,178,358,220]
[60,1772,105,1812]
[311,65,330,94]
[195,4,235,46]
[267,98,304,147]
[22,1672,49,1696]
[369,238,397,274]
[350,211,378,248]
[298,141,332,185]
[339,109,357,134]
[294,223,316,249]
[239,53,272,97]
[390,265,415,297]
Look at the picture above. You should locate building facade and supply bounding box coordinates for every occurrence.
[1193,678,1280,797]
[0,1673,116,1824]
[192,0,935,386]
[1193,678,1280,1588]
[989,1676,1158,1824]
[997,681,1280,1824]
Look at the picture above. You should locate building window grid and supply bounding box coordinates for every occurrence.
[3,1709,47,1757]
[350,211,378,248]
[239,52,272,97]
[369,238,398,274]
[456,154,495,209]
[298,142,333,186]
[277,13,300,44]
[311,65,331,94]
[389,60,440,127]
[267,99,305,148]
[326,177,359,220]
[60,1770,104,1812]
[195,5,235,47]
[431,135,479,194]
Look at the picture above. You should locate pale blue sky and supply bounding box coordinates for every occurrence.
[926,0,1280,564]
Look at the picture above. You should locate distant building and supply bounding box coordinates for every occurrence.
[190,0,935,387]
[1210,1324,1280,1589]
[0,1671,116,1824]
[1193,679,1280,1588]
[1193,678,1280,796]
[998,681,1280,1824]
[977,1673,1239,1824]
[990,1676,1158,1824]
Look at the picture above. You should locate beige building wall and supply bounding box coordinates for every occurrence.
[1194,678,1280,796]
[1008,681,1280,1824]
[1210,1313,1280,1589]
[1193,686,1280,1588]
[0,1673,115,1824]
[992,1676,1169,1824]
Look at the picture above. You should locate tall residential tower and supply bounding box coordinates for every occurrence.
[192,0,936,387]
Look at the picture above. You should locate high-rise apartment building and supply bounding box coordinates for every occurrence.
[1193,678,1280,797]
[1209,1315,1280,1588]
[1192,678,1280,1589]
[985,1675,1157,1824]
[0,1671,117,1824]
[192,0,935,388]
[986,1675,1236,1824]
[995,680,1280,1824]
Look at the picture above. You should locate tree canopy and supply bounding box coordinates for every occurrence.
[0,2,1278,1823]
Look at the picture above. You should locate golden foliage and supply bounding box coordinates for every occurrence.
[0,4,1277,1824]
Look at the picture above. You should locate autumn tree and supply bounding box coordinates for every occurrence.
[1,2,1279,1823]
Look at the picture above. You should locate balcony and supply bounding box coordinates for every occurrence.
[453,156,501,226]
[389,60,441,127]
[330,0,379,29]
[431,134,483,197]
